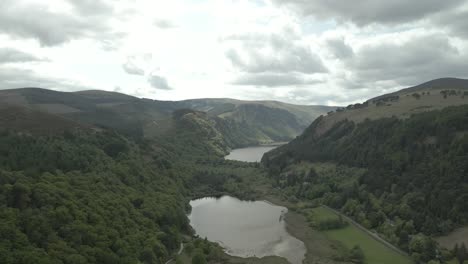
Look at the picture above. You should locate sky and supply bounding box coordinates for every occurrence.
[1,0,468,106]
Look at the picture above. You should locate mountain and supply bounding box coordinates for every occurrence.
[177,98,335,146]
[311,77,468,137]
[0,88,335,147]
[263,78,468,263]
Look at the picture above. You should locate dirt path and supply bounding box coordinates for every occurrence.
[164,243,184,264]
[322,205,409,257]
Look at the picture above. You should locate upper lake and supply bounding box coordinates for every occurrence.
[224,144,282,162]
[188,196,306,264]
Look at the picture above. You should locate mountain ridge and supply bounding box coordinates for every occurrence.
[0,87,335,147]
[310,78,468,137]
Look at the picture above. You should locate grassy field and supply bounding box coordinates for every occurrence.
[310,207,413,264]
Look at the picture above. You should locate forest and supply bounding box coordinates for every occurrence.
[0,130,196,263]
[0,106,269,264]
[263,105,468,263]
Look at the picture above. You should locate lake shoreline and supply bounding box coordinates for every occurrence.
[188,195,306,264]
[225,144,283,162]
[261,195,338,264]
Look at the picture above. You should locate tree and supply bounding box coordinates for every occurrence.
[456,243,467,264]
[348,245,365,264]
[11,183,31,209]
[191,249,207,264]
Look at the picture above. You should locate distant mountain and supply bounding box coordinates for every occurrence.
[175,98,335,146]
[0,88,335,147]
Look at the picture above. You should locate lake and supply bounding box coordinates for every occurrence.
[188,196,306,264]
[225,144,282,162]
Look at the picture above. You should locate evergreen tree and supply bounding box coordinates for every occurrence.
[457,243,467,264]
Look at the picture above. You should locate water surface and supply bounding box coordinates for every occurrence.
[225,145,281,162]
[189,196,305,264]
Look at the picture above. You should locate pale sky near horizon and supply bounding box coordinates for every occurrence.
[1,0,468,106]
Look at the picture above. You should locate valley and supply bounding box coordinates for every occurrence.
[1,78,468,264]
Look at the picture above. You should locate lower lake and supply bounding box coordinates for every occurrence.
[224,144,282,162]
[188,196,306,264]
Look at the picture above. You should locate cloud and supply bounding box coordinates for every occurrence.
[232,73,323,87]
[122,58,145,76]
[0,66,91,91]
[148,73,173,90]
[68,0,114,16]
[224,30,327,87]
[345,33,468,87]
[272,0,465,26]
[434,8,468,39]
[0,48,46,63]
[0,0,119,46]
[122,54,154,75]
[325,37,354,59]
[225,34,326,74]
[154,19,177,29]
[122,62,145,75]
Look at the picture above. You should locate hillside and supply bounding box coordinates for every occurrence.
[312,78,468,136]
[263,78,468,263]
[0,88,334,147]
[178,98,335,146]
[0,92,273,264]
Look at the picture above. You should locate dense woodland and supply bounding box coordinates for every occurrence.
[264,105,468,263]
[0,130,193,263]
[0,107,266,264]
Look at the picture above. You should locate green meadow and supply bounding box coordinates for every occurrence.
[311,207,413,264]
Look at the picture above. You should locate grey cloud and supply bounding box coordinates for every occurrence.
[122,60,145,76]
[154,19,177,29]
[434,9,468,39]
[273,0,465,26]
[345,34,468,88]
[232,73,322,87]
[0,0,119,46]
[225,32,327,87]
[68,0,114,16]
[227,47,326,74]
[326,38,354,59]
[0,48,46,63]
[225,34,326,74]
[148,74,172,90]
[0,66,91,91]
[122,54,153,75]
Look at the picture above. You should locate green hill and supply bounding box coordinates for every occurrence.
[263,78,468,263]
[311,77,468,137]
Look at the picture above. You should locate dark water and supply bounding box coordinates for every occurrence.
[188,196,306,264]
[225,145,280,162]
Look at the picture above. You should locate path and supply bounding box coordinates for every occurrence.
[164,243,184,264]
[322,205,409,256]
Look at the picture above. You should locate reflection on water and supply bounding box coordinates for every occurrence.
[225,145,280,162]
[189,196,306,264]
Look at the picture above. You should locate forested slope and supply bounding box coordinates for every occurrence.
[263,103,468,263]
[0,100,271,264]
